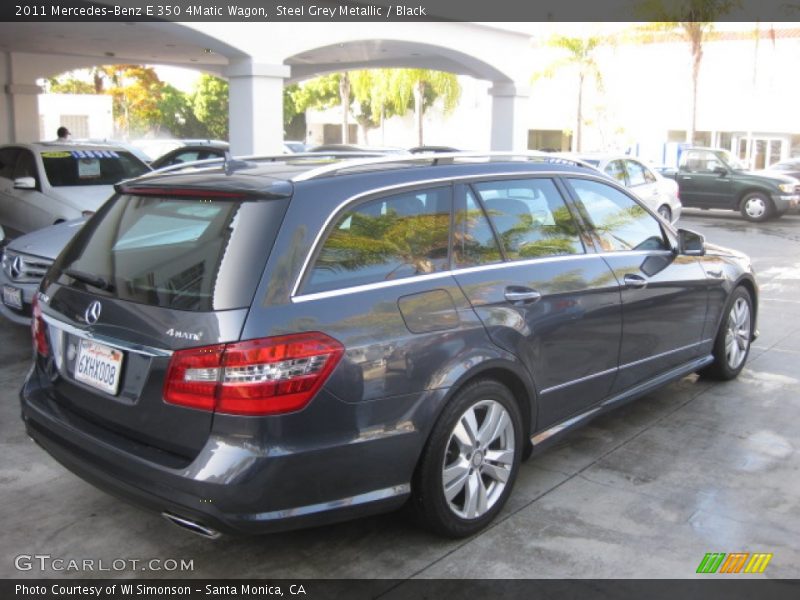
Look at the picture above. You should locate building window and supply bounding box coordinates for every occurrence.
[60,115,90,139]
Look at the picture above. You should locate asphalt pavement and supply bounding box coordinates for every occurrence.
[1,209,798,581]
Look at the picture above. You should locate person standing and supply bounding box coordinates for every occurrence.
[56,126,70,141]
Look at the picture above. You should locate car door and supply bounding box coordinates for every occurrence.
[451,178,622,428]
[677,149,732,208]
[0,147,22,236]
[566,177,710,394]
[11,149,53,233]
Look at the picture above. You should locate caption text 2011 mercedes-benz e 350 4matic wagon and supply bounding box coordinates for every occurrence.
[21,152,758,538]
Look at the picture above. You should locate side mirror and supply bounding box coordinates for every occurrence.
[712,165,728,176]
[677,228,705,256]
[13,176,36,190]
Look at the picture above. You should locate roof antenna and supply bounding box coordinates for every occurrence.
[223,150,251,175]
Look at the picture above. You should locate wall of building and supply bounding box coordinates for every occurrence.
[37,94,113,142]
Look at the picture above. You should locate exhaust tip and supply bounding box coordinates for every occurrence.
[162,512,221,540]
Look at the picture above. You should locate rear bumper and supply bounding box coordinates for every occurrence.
[20,371,435,536]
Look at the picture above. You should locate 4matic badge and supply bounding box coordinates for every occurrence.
[165,328,203,341]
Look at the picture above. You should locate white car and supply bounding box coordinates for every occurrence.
[565,153,682,224]
[1,218,85,325]
[0,142,149,238]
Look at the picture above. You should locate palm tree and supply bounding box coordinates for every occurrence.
[533,35,604,152]
[634,0,740,144]
[393,69,461,146]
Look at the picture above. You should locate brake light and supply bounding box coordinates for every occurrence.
[163,332,344,415]
[121,186,246,198]
[31,294,49,356]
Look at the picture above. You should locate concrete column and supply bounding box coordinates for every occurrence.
[224,59,290,156]
[488,83,530,152]
[6,83,42,143]
[0,53,10,145]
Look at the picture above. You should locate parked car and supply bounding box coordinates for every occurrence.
[765,157,800,180]
[1,218,85,325]
[22,152,758,539]
[564,153,682,223]
[150,142,229,170]
[409,145,462,154]
[308,143,409,154]
[0,143,149,238]
[283,141,308,153]
[659,147,800,221]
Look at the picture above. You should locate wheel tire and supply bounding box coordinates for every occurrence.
[412,379,523,538]
[739,192,774,222]
[657,205,672,222]
[700,287,754,381]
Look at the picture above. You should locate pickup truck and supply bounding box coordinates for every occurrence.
[660,147,800,221]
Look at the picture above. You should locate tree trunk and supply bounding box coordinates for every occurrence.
[339,72,350,144]
[414,80,425,147]
[575,72,584,152]
[688,26,703,145]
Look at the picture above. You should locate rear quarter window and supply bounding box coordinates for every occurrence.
[304,187,452,294]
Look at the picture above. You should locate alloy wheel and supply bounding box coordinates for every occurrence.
[725,296,751,369]
[442,399,515,520]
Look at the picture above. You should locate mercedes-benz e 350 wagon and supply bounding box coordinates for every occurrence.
[21,153,758,538]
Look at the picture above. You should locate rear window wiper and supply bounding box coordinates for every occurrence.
[63,268,115,292]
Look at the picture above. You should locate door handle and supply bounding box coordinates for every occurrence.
[504,286,542,304]
[706,269,723,278]
[623,274,648,289]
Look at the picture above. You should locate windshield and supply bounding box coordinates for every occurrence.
[51,193,288,311]
[40,150,149,187]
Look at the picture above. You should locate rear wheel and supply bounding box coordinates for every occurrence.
[412,379,522,537]
[739,192,773,222]
[700,286,754,380]
[657,205,672,222]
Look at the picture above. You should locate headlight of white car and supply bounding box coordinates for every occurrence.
[778,183,797,193]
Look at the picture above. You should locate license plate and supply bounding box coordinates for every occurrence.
[75,339,124,395]
[2,285,22,310]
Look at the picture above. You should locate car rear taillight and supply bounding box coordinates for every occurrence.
[163,332,344,416]
[31,294,49,356]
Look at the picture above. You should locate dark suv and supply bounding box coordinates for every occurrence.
[21,153,758,538]
[660,147,800,221]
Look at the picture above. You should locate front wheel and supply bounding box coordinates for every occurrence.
[412,379,523,537]
[700,286,754,380]
[739,192,773,222]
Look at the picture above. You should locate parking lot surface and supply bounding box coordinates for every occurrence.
[1,210,799,580]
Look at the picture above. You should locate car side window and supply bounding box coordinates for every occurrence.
[167,151,202,166]
[569,178,669,252]
[682,150,724,174]
[625,160,648,186]
[12,150,38,185]
[472,178,585,259]
[453,188,503,268]
[0,147,20,179]
[604,160,627,185]
[305,187,452,294]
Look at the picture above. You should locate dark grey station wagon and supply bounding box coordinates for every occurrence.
[21,153,758,538]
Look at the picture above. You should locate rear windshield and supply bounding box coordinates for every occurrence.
[51,194,288,311]
[40,150,149,186]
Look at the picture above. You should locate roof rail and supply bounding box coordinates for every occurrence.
[290,151,597,181]
[147,151,390,176]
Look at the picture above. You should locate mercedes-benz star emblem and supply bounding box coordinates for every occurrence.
[85,301,102,325]
[10,255,23,280]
